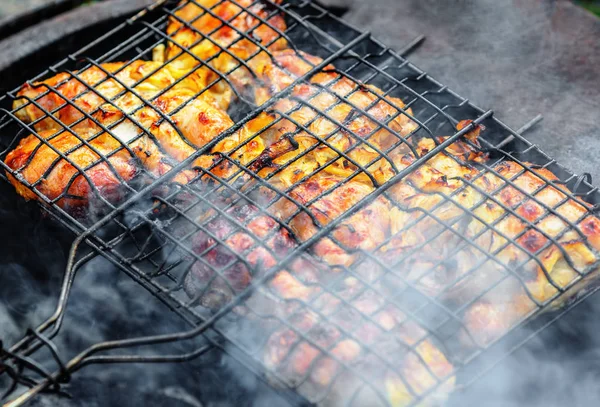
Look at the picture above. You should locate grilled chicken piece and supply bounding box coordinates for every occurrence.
[217,50,418,267]
[4,111,195,209]
[133,88,235,163]
[366,122,600,345]
[183,202,328,309]
[165,0,287,101]
[250,50,419,188]
[6,55,239,209]
[264,280,454,407]
[13,60,214,130]
[270,174,392,266]
[457,161,600,345]
[4,126,138,209]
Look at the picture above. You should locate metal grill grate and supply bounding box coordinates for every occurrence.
[2,0,600,406]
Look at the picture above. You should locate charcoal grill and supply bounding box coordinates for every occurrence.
[1,0,600,406]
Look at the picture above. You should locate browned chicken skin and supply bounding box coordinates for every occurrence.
[6,0,291,210]
[4,109,200,209]
[5,126,139,208]
[165,0,287,100]
[13,60,212,129]
[7,58,221,209]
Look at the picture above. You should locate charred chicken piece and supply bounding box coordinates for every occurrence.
[264,281,454,407]
[184,202,309,309]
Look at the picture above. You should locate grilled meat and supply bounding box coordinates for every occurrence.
[161,27,600,350]
[13,60,213,130]
[6,58,225,209]
[271,174,392,266]
[250,50,418,187]
[264,279,454,407]
[6,55,240,209]
[165,0,287,101]
[5,3,600,403]
[4,126,138,209]
[5,90,233,209]
[235,46,600,346]
[183,202,324,309]
[4,110,195,209]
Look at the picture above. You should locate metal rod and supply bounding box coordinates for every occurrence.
[494,113,544,150]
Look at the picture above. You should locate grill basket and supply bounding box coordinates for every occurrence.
[1,1,600,406]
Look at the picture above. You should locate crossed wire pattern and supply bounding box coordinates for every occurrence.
[1,0,600,406]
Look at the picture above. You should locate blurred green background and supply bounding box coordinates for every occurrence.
[579,0,600,16]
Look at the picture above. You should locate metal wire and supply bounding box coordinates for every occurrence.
[1,1,600,406]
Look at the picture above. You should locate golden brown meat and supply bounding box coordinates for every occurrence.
[5,126,138,209]
[225,50,419,267]
[245,50,418,189]
[6,56,238,210]
[271,173,391,266]
[127,88,235,163]
[370,122,600,346]
[13,60,212,130]
[6,0,600,372]
[263,280,455,407]
[458,161,600,345]
[165,0,287,100]
[4,112,195,210]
